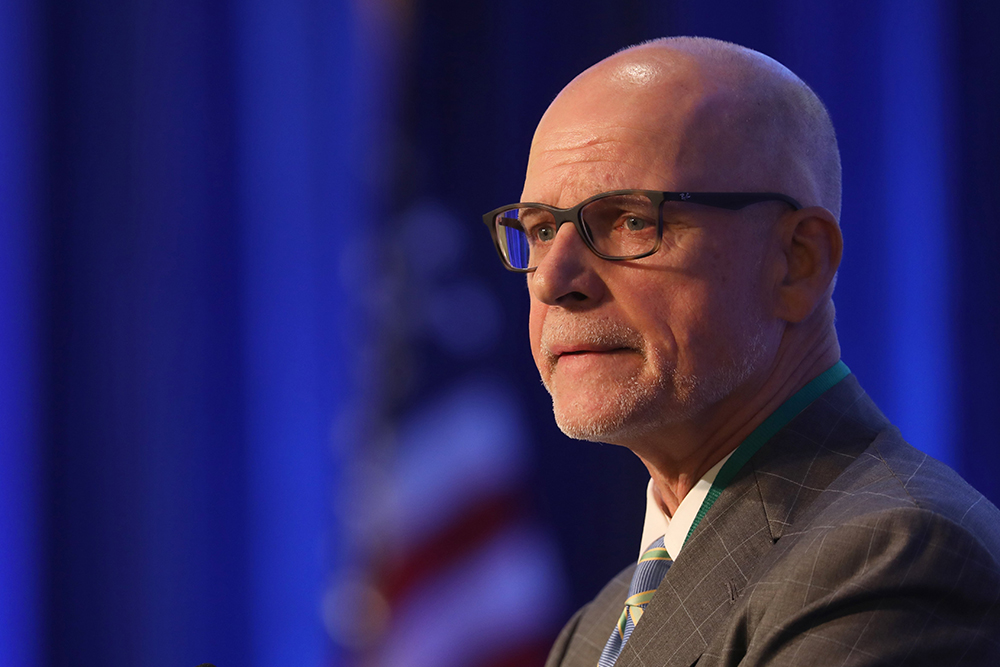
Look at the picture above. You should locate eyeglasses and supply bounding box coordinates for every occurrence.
[482,189,802,272]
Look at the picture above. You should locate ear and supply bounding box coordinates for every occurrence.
[772,206,842,323]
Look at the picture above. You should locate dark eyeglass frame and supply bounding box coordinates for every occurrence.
[482,189,803,273]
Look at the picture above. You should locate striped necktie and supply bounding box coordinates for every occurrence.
[597,537,672,667]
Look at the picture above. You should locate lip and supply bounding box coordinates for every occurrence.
[548,344,633,357]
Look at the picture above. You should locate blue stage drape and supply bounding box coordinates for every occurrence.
[954,0,1000,504]
[0,0,997,664]
[0,0,41,664]
[24,0,377,664]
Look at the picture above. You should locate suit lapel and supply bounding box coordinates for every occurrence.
[615,375,884,667]
[750,374,886,543]
[615,456,773,667]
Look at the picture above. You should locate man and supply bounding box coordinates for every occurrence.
[482,38,1000,666]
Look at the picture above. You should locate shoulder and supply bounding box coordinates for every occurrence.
[868,428,1000,556]
[732,503,1000,665]
[730,432,1000,666]
[803,425,1000,561]
[753,380,1000,565]
[765,423,1000,598]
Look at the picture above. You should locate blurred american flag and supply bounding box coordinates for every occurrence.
[326,201,566,667]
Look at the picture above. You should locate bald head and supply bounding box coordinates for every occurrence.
[527,37,842,219]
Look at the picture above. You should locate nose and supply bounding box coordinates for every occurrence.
[528,222,606,306]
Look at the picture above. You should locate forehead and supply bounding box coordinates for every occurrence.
[521,89,728,207]
[522,126,688,207]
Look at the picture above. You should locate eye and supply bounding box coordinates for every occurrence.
[534,224,557,242]
[623,216,650,232]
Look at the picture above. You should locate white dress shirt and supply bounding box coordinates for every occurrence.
[638,451,735,560]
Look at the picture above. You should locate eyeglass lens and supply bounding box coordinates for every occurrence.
[494,193,659,270]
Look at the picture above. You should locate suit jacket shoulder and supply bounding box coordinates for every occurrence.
[547,375,1000,667]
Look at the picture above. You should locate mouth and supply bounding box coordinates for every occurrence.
[548,342,638,360]
[557,347,632,357]
[538,317,646,368]
[544,346,643,386]
[547,346,643,374]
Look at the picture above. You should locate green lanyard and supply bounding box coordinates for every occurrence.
[683,360,851,546]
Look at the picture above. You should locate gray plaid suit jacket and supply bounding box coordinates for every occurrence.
[546,374,1000,667]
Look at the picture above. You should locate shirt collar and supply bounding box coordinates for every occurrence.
[638,450,734,560]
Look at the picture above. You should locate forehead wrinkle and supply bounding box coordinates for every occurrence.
[529,113,714,202]
[532,124,672,153]
[527,131,680,195]
[534,141,652,169]
[523,165,627,206]
[524,157,674,206]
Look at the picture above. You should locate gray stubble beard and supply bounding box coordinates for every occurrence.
[543,317,771,445]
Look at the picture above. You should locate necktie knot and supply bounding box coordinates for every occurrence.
[597,537,672,667]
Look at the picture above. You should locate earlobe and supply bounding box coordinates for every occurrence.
[774,207,842,323]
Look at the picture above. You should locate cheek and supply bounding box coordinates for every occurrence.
[698,254,773,354]
[649,287,714,362]
[648,253,762,363]
[697,231,768,303]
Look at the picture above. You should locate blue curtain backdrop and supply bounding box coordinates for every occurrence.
[0,0,998,665]
[0,0,41,665]
[0,0,392,664]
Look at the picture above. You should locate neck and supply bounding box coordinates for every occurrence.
[635,308,840,516]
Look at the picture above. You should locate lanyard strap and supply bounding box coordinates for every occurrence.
[683,360,851,546]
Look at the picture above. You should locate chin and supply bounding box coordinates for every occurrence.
[550,388,668,444]
[554,414,659,445]
[547,363,754,445]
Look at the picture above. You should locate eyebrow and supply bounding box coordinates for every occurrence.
[517,208,552,225]
[587,194,651,208]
